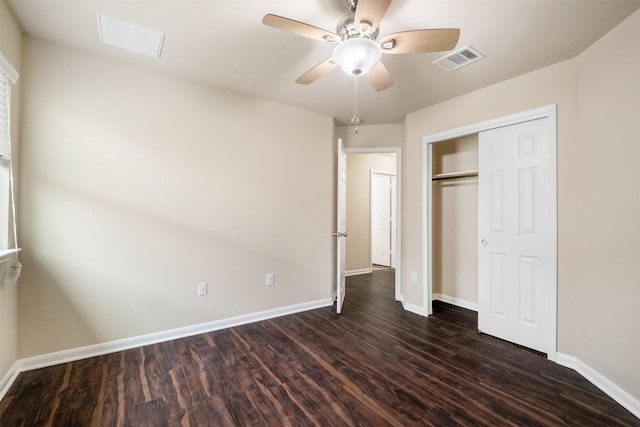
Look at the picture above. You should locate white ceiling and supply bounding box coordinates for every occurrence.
[7,0,640,125]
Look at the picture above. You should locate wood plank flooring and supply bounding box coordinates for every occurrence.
[1,267,638,426]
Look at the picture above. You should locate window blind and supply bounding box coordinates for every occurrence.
[0,70,10,160]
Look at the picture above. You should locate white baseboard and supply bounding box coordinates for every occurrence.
[346,268,372,277]
[556,353,640,420]
[400,296,429,317]
[0,364,20,403]
[432,293,479,312]
[0,297,333,402]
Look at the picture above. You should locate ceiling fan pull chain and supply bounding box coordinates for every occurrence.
[352,73,360,134]
[353,73,357,123]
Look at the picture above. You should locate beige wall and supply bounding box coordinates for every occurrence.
[345,153,396,272]
[17,38,335,357]
[0,0,21,384]
[337,123,404,149]
[405,9,639,401]
[574,10,640,400]
[432,136,478,304]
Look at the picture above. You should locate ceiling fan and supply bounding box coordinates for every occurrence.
[262,0,460,92]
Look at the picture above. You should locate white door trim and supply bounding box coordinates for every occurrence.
[344,147,402,301]
[422,104,557,361]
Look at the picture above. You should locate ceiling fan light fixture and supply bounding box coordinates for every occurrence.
[333,37,382,76]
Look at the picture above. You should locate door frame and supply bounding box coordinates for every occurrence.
[344,147,402,301]
[422,104,557,361]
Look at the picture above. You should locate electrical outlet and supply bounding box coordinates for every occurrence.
[411,271,417,282]
[266,273,274,287]
[197,282,207,296]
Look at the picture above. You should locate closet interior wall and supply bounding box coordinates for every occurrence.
[432,134,479,308]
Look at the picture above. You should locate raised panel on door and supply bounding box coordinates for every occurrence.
[518,255,538,325]
[489,252,506,317]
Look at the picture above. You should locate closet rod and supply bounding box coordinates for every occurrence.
[432,170,478,181]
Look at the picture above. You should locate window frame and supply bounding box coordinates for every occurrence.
[0,52,20,257]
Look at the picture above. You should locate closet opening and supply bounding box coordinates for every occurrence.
[431,135,479,312]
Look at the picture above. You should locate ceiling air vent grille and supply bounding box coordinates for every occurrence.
[98,14,164,59]
[433,45,484,71]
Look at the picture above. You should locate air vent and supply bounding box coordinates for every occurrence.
[433,45,484,71]
[98,14,164,59]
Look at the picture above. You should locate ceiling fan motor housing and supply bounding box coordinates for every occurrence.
[336,12,379,41]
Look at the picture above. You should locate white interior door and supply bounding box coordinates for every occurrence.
[478,118,553,353]
[335,139,347,314]
[371,174,392,267]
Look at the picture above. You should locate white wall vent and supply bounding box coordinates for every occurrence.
[433,45,484,71]
[98,14,164,59]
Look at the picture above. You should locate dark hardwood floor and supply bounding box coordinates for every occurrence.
[1,268,638,426]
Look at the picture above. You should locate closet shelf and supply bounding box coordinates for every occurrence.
[432,170,478,181]
[0,248,21,263]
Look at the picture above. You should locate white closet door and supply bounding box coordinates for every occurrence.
[478,118,553,353]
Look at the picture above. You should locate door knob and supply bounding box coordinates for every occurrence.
[481,239,488,246]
